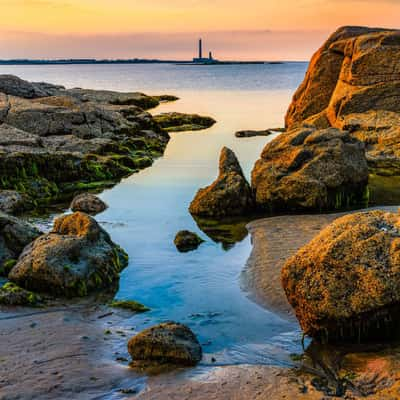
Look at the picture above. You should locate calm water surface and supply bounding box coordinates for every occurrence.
[0,63,308,366]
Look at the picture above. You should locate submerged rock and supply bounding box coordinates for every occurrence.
[70,193,108,215]
[128,322,202,367]
[190,147,254,218]
[282,210,400,342]
[0,212,41,276]
[9,212,128,297]
[0,282,41,306]
[153,112,216,132]
[174,230,204,252]
[109,299,150,313]
[251,127,369,212]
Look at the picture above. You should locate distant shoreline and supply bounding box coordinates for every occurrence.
[0,59,305,66]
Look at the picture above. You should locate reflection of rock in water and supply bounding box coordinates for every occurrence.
[369,174,400,206]
[192,216,249,250]
[297,340,400,398]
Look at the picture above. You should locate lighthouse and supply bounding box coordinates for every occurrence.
[193,38,217,64]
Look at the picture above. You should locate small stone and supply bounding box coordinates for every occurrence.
[70,193,108,215]
[174,230,204,252]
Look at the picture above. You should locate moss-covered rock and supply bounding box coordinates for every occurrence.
[109,299,150,313]
[153,112,216,132]
[9,212,128,297]
[0,282,41,306]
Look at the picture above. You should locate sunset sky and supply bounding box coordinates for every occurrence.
[1,0,399,60]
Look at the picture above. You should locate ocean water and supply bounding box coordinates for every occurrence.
[0,63,309,365]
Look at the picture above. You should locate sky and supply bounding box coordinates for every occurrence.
[0,0,399,60]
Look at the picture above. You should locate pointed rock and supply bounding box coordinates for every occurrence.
[189,147,254,218]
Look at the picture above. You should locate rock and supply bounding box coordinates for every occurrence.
[281,210,400,342]
[189,147,254,218]
[174,230,204,252]
[153,95,179,102]
[0,212,41,276]
[0,76,171,207]
[0,282,41,306]
[0,74,64,99]
[9,212,128,297]
[251,127,369,212]
[109,299,150,313]
[235,130,272,138]
[153,112,216,132]
[128,322,202,366]
[70,193,108,215]
[0,190,29,214]
[284,26,400,176]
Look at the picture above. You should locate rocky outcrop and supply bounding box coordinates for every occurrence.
[189,147,254,218]
[251,127,369,212]
[0,212,41,276]
[128,322,202,367]
[285,26,400,176]
[9,212,128,297]
[70,193,108,215]
[281,210,400,342]
[0,75,172,207]
[0,75,64,99]
[153,112,216,132]
[174,230,204,252]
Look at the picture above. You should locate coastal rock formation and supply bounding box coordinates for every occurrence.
[174,230,204,252]
[153,112,216,132]
[190,147,254,218]
[0,75,172,206]
[70,193,108,215]
[0,212,41,276]
[285,26,400,176]
[128,322,202,366]
[0,74,65,99]
[251,127,369,211]
[282,210,400,342]
[9,212,128,297]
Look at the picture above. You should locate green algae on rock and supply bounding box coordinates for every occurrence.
[0,282,41,306]
[9,212,128,297]
[128,322,202,367]
[282,210,400,343]
[109,299,150,313]
[0,76,171,209]
[153,112,216,132]
[174,230,204,252]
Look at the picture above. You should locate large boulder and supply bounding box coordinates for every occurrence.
[0,212,41,276]
[251,127,369,212]
[285,26,400,176]
[282,210,400,342]
[9,212,128,297]
[128,322,202,367]
[70,193,108,215]
[189,147,254,218]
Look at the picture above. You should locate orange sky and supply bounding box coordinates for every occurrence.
[0,0,399,60]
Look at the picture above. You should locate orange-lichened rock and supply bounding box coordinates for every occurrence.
[282,210,400,342]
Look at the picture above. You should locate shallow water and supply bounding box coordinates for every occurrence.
[0,63,309,366]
